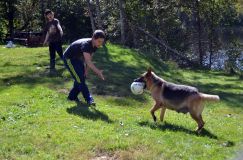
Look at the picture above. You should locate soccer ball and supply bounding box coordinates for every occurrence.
[130,82,145,95]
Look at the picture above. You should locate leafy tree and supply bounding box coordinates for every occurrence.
[0,0,241,72]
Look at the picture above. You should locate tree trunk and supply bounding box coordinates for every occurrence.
[209,0,215,69]
[118,0,126,45]
[95,0,102,29]
[131,24,138,48]
[40,0,45,28]
[195,0,203,66]
[86,0,96,32]
[7,0,14,40]
[209,36,213,69]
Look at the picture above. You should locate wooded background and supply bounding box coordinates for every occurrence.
[0,0,242,74]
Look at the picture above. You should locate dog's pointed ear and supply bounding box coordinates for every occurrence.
[146,67,152,77]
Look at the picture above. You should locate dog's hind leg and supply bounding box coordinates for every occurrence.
[199,114,205,129]
[196,114,205,133]
[188,96,205,133]
[160,107,166,122]
[150,103,161,122]
[190,112,205,133]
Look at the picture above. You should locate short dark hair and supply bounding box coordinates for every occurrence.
[45,9,53,16]
[92,30,105,39]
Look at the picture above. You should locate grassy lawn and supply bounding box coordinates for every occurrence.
[0,44,243,160]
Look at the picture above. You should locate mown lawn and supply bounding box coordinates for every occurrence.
[0,44,243,160]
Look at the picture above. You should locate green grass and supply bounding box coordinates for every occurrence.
[0,44,243,160]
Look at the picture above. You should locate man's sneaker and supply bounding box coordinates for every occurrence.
[87,98,96,106]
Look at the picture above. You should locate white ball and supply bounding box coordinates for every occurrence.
[130,82,145,95]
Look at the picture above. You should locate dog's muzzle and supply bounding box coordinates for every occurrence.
[134,77,147,89]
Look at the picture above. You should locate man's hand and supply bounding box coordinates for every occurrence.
[83,52,105,80]
[84,67,88,77]
[43,32,49,46]
[97,70,105,80]
[43,41,48,46]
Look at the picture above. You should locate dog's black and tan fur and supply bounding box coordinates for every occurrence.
[134,68,220,132]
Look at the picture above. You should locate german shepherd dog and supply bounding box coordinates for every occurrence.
[134,68,220,133]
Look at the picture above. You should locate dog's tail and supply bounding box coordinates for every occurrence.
[199,93,220,101]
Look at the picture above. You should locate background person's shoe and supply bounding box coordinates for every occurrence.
[49,68,57,76]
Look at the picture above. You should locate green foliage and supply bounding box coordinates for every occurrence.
[0,0,241,69]
[0,18,7,43]
[225,42,242,75]
[126,0,187,51]
[219,0,239,26]
[15,0,42,31]
[0,0,93,42]
[0,2,6,42]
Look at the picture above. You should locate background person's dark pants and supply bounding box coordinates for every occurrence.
[49,41,63,69]
[63,57,92,102]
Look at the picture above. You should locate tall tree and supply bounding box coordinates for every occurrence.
[6,0,17,40]
[195,0,204,66]
[16,0,41,31]
[40,0,45,28]
[118,0,126,45]
[208,0,215,68]
[86,0,96,32]
[95,0,102,29]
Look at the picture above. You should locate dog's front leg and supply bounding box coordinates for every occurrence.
[150,103,160,122]
[160,107,166,122]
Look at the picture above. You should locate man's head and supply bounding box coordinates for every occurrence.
[92,30,105,48]
[45,9,54,21]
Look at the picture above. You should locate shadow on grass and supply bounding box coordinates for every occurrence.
[138,121,219,139]
[66,103,113,123]
[0,66,67,91]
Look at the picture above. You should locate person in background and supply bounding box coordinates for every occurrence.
[43,9,63,74]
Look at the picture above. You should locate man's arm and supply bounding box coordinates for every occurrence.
[43,31,49,45]
[84,54,93,76]
[56,20,63,37]
[84,63,89,77]
[83,52,105,80]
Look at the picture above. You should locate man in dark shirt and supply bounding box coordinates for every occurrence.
[43,9,63,73]
[63,30,105,106]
